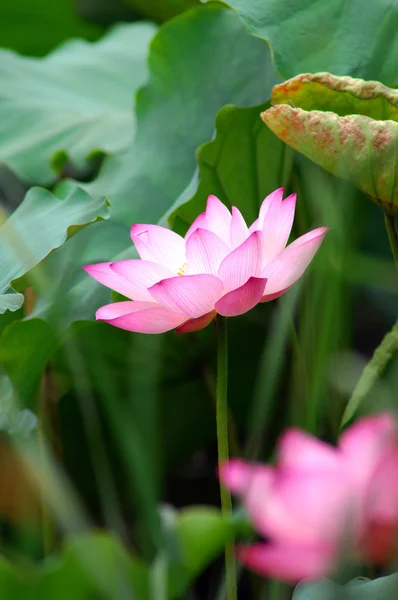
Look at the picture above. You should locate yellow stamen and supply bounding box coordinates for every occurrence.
[177,262,186,276]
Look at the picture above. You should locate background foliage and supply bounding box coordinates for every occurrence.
[0,0,397,598]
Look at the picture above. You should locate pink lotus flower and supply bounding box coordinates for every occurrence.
[220,414,398,582]
[84,189,327,334]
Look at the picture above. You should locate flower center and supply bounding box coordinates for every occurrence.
[177,262,187,276]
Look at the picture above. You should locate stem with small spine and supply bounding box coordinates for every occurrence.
[216,315,237,600]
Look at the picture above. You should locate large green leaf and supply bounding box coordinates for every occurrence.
[31,220,130,327]
[0,532,151,599]
[0,509,236,599]
[207,0,398,84]
[125,0,198,21]
[293,575,398,600]
[35,4,278,325]
[0,186,109,313]
[0,22,156,185]
[169,101,292,231]
[82,4,278,225]
[262,74,398,214]
[0,0,102,57]
[164,506,236,598]
[271,73,398,119]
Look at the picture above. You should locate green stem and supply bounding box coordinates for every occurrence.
[384,213,398,269]
[202,366,241,459]
[216,315,237,600]
[341,318,398,427]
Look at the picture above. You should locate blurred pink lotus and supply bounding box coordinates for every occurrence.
[220,414,398,582]
[84,189,327,334]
